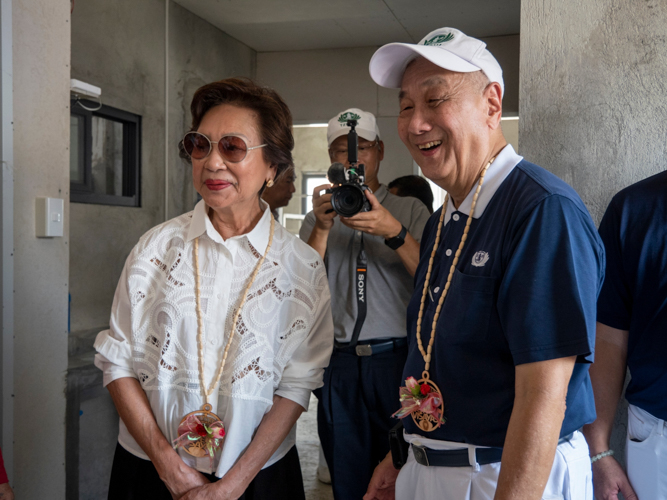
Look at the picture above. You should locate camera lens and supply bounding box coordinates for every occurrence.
[331,185,365,217]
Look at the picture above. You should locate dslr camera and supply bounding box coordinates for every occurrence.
[326,119,372,217]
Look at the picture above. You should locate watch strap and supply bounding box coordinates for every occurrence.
[385,225,407,250]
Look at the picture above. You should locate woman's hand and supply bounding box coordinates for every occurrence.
[178,481,238,500]
[162,462,210,499]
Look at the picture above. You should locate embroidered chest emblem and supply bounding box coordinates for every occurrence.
[471,251,490,267]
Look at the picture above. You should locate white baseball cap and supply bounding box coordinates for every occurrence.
[369,27,504,97]
[327,108,381,147]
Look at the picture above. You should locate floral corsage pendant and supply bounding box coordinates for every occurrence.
[392,375,445,432]
[172,404,226,465]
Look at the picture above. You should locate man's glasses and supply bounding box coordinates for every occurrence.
[330,140,379,161]
[182,131,267,162]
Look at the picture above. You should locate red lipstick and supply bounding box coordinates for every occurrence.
[205,179,233,191]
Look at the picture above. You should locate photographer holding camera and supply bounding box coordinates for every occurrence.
[299,108,430,499]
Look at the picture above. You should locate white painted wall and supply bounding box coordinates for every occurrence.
[12,0,70,496]
[257,35,519,185]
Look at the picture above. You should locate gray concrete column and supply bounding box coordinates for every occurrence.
[520,0,667,223]
[520,0,667,466]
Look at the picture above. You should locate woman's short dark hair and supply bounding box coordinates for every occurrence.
[180,78,294,182]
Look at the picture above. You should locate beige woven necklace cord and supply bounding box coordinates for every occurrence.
[177,213,275,457]
[410,156,495,432]
[196,214,275,403]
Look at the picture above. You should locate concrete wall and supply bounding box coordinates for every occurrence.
[487,35,520,118]
[167,1,257,219]
[519,0,667,224]
[12,0,71,496]
[256,35,519,185]
[256,46,413,185]
[69,0,256,333]
[520,0,667,464]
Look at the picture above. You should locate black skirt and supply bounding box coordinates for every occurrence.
[108,442,305,500]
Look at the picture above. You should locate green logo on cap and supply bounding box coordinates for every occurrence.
[423,33,454,46]
[338,112,361,123]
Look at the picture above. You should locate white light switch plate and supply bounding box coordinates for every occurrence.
[35,197,64,237]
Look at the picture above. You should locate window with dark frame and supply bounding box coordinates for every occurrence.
[70,99,141,206]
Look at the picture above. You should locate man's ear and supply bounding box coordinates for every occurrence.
[377,140,385,162]
[485,82,503,130]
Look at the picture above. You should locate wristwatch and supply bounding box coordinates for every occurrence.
[385,225,407,250]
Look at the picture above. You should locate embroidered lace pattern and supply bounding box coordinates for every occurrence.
[123,211,328,405]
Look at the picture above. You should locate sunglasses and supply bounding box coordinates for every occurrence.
[182,131,267,162]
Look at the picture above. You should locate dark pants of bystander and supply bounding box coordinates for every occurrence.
[317,342,408,500]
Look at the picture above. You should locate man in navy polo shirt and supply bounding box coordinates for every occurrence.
[582,171,667,500]
[364,28,605,500]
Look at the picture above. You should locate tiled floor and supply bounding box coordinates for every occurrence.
[296,394,334,500]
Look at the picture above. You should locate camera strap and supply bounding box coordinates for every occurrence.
[349,234,367,349]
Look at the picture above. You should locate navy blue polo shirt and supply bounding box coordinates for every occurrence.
[402,150,605,447]
[597,170,667,420]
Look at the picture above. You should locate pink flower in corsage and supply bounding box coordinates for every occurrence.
[210,426,225,439]
[195,424,208,437]
[391,376,445,427]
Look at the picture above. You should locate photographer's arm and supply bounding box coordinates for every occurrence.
[307,226,329,260]
[393,234,420,277]
[305,184,337,259]
[341,191,420,277]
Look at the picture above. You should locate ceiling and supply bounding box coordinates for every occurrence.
[173,0,520,52]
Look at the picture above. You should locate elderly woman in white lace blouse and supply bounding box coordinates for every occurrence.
[94,78,333,500]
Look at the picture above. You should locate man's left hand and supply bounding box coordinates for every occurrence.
[363,453,399,500]
[340,190,402,239]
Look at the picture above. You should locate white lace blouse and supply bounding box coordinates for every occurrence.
[94,200,333,477]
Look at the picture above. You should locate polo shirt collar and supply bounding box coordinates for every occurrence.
[444,144,522,224]
[186,199,272,254]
